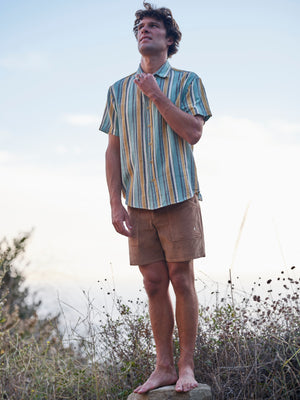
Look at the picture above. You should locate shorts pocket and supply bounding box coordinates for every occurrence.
[166,197,203,242]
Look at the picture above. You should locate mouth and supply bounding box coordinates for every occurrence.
[140,36,152,43]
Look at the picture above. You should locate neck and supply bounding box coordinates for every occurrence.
[140,54,168,74]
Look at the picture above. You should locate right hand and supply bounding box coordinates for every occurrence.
[111,203,133,237]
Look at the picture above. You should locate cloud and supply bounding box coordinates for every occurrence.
[0,52,48,70]
[0,150,15,164]
[267,120,300,144]
[198,115,300,175]
[0,129,9,139]
[55,145,82,155]
[195,114,300,216]
[193,116,300,283]
[63,114,99,127]
[55,145,68,155]
[0,115,299,307]
[269,120,300,134]
[204,115,273,145]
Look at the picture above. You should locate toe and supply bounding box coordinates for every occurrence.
[135,383,151,394]
[133,385,142,393]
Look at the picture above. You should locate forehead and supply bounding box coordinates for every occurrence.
[138,16,164,26]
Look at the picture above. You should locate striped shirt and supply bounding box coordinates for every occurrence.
[99,61,212,210]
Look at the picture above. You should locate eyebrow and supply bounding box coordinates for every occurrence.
[138,20,161,28]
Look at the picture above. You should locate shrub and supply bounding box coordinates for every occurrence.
[0,232,299,399]
[193,268,300,399]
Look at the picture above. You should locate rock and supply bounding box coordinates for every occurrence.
[127,384,212,400]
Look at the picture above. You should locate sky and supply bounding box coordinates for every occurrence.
[1,0,299,320]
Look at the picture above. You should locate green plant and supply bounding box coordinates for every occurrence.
[0,232,299,399]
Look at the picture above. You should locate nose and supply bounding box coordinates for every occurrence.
[141,25,149,34]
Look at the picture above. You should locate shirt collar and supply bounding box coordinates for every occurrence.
[137,60,171,78]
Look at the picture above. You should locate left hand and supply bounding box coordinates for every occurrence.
[134,73,161,99]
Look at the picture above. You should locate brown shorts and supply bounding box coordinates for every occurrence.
[128,195,205,266]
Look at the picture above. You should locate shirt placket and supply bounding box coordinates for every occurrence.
[144,96,155,183]
[144,91,161,207]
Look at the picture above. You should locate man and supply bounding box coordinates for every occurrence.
[99,2,211,394]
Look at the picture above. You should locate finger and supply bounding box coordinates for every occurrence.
[124,212,132,230]
[113,221,131,237]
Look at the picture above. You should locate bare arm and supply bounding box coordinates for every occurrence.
[134,73,204,145]
[105,134,132,237]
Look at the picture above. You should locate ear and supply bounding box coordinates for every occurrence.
[167,37,174,46]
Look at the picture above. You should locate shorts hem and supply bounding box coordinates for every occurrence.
[129,253,206,266]
[165,253,206,263]
[129,256,166,266]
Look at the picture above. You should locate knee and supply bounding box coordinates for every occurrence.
[170,272,194,296]
[143,276,168,298]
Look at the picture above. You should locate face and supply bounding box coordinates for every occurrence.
[137,17,173,56]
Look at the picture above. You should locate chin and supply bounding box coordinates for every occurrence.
[139,46,161,56]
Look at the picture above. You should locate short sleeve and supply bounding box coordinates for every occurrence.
[181,74,212,122]
[99,86,120,136]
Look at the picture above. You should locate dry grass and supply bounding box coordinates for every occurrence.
[192,267,300,399]
[1,234,299,399]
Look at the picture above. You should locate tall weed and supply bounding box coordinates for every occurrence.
[0,232,299,399]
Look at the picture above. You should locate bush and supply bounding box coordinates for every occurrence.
[0,232,299,399]
[0,231,41,320]
[193,270,300,399]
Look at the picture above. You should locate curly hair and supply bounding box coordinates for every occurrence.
[133,2,182,58]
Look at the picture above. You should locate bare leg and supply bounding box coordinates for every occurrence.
[168,261,199,392]
[134,261,178,394]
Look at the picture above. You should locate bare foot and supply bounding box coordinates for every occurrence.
[175,365,198,393]
[134,365,178,394]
